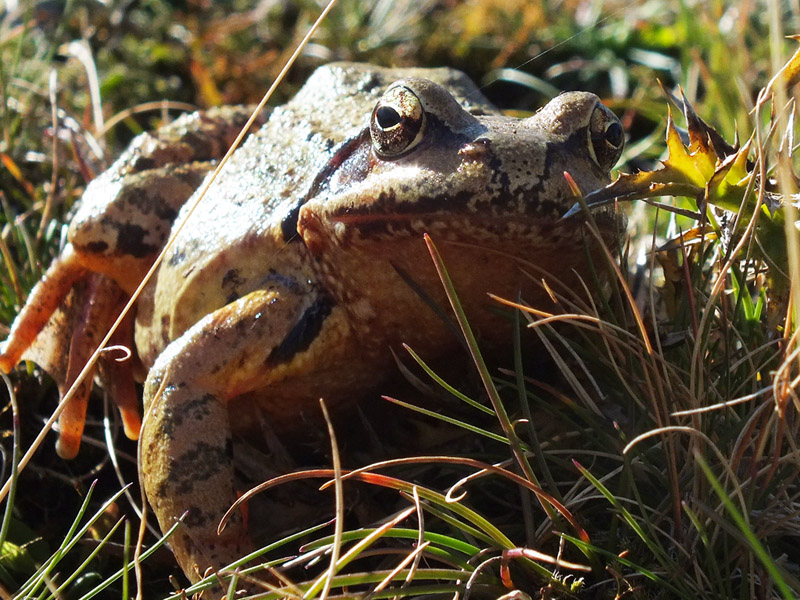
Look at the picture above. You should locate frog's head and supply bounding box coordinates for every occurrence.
[299,76,623,253]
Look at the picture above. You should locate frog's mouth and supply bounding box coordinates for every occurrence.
[299,167,621,251]
[311,204,579,248]
[315,190,578,237]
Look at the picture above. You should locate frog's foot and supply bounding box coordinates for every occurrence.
[140,285,343,582]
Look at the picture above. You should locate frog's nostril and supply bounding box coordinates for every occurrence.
[459,138,492,161]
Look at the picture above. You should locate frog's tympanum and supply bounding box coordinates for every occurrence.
[0,63,624,583]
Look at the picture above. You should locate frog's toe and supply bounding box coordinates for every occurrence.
[54,380,92,459]
[97,308,142,441]
[0,343,14,374]
[2,245,87,372]
[99,351,141,440]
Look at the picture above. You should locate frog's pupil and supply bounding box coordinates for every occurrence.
[605,121,623,148]
[376,105,402,129]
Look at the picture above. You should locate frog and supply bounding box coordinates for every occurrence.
[0,62,624,585]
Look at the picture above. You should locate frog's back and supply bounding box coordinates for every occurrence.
[139,63,494,362]
[296,62,497,125]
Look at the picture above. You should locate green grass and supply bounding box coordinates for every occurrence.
[1,1,799,598]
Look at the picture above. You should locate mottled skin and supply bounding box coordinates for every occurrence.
[0,105,264,456]
[0,63,624,583]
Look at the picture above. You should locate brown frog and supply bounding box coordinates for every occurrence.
[0,63,623,583]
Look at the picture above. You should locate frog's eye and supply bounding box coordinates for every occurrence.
[370,84,426,158]
[587,104,624,171]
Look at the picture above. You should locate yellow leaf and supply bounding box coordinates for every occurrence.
[664,112,709,187]
[683,95,718,179]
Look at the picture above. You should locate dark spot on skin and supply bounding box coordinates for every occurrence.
[462,138,512,207]
[115,223,157,258]
[85,240,109,254]
[124,185,181,221]
[235,319,247,334]
[159,394,215,438]
[166,441,230,495]
[489,157,511,201]
[130,156,156,172]
[168,250,186,266]
[267,294,333,366]
[261,269,306,295]
[222,269,242,289]
[181,132,207,153]
[181,504,242,529]
[356,71,383,94]
[183,508,212,527]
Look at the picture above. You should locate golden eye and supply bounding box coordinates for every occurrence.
[588,103,624,171]
[370,84,425,158]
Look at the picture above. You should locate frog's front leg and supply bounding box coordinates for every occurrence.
[0,248,138,458]
[140,283,345,582]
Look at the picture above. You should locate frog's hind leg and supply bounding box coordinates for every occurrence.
[140,285,344,584]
